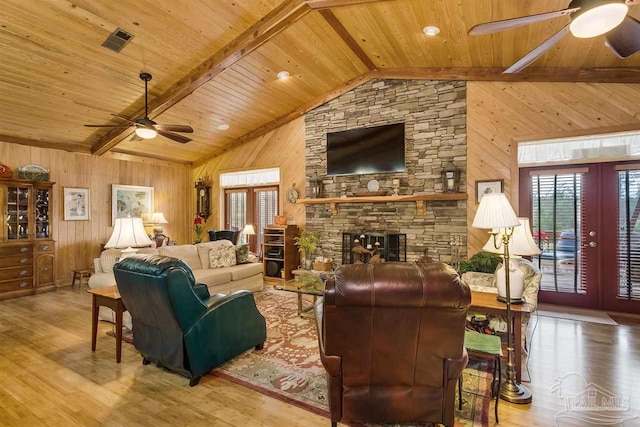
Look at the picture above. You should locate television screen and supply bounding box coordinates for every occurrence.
[326,123,405,176]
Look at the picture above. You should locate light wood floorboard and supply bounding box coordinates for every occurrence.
[0,287,639,426]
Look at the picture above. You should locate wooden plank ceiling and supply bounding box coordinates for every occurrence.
[1,0,640,164]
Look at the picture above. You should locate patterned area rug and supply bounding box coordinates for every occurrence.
[109,288,493,425]
[212,288,493,426]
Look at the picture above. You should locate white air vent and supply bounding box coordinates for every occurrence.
[101,28,134,53]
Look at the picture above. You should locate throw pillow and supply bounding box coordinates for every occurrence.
[209,244,237,269]
[235,244,251,264]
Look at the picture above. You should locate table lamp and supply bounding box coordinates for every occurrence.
[482,217,541,303]
[242,223,256,243]
[105,217,153,253]
[472,192,532,404]
[143,212,169,247]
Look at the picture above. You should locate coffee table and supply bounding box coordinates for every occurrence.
[274,274,325,318]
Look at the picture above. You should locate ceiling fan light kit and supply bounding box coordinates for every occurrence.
[135,126,157,139]
[569,1,628,37]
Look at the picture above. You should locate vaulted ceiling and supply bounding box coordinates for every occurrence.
[1,0,640,165]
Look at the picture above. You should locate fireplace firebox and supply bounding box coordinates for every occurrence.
[342,232,407,264]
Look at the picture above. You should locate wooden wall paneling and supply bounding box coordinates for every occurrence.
[0,141,192,286]
[193,117,306,234]
[467,81,640,255]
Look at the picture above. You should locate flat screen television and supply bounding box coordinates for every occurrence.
[326,123,405,176]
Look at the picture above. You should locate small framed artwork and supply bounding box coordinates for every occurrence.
[476,179,504,203]
[112,184,154,224]
[64,187,90,221]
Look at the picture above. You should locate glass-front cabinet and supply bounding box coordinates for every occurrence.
[0,178,55,300]
[5,184,30,240]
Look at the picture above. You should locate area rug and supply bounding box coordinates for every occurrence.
[108,289,493,425]
[212,288,493,426]
[537,303,618,325]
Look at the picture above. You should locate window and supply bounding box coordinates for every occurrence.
[530,172,586,294]
[224,185,279,253]
[221,168,280,253]
[617,170,640,300]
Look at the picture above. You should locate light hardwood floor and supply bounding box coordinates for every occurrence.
[1,287,639,427]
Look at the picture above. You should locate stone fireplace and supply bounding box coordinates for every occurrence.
[304,79,467,264]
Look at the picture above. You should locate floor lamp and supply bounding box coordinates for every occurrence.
[472,192,533,404]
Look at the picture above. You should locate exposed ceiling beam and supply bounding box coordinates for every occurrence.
[373,67,640,82]
[105,150,193,168]
[319,9,376,70]
[306,0,398,9]
[91,0,312,156]
[193,71,377,166]
[0,134,92,154]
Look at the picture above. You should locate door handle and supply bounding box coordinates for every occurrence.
[583,242,598,247]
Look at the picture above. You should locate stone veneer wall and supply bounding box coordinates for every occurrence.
[304,79,467,263]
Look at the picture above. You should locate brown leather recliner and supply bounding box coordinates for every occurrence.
[315,262,471,427]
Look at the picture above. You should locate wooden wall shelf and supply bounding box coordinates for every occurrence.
[297,193,467,215]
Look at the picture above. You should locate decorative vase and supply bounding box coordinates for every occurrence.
[305,258,313,270]
[194,238,202,244]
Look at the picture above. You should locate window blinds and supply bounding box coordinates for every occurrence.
[617,170,640,300]
[531,173,586,294]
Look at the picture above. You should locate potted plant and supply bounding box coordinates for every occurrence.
[459,251,501,274]
[193,216,204,244]
[294,230,319,270]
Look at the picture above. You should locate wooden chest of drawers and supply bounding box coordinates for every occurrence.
[0,241,55,300]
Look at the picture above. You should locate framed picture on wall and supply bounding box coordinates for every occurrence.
[475,179,504,203]
[63,187,90,221]
[112,184,154,225]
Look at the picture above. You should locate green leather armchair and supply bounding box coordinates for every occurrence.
[114,255,267,386]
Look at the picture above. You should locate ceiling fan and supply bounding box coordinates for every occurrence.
[84,73,193,143]
[468,0,640,73]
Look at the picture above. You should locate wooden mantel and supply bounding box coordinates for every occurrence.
[297,193,467,215]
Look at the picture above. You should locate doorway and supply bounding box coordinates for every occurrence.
[520,162,640,313]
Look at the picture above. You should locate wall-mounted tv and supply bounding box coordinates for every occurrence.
[326,123,405,176]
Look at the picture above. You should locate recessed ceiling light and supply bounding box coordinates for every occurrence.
[217,124,230,131]
[423,26,440,36]
[277,70,290,80]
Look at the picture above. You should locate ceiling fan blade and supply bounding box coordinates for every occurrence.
[153,124,194,133]
[156,129,192,144]
[468,8,578,35]
[84,124,132,128]
[503,25,570,73]
[605,16,640,59]
[111,113,140,125]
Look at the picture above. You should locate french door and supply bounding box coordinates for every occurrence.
[224,185,278,254]
[520,162,640,313]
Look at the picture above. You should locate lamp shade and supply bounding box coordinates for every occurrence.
[472,193,520,229]
[142,212,168,225]
[242,224,256,235]
[105,217,153,249]
[482,217,542,256]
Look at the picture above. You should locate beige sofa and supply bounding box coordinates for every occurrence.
[88,240,263,328]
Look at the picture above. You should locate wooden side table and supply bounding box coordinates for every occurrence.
[88,286,127,363]
[72,268,93,288]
